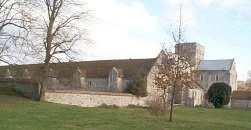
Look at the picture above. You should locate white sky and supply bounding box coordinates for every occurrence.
[82,0,251,81]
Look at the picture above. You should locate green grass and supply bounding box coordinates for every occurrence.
[0,92,251,130]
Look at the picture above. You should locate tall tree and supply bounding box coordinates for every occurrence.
[153,4,196,122]
[246,70,251,88]
[0,0,31,64]
[26,0,91,101]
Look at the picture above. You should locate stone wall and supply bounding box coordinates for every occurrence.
[229,62,237,91]
[197,70,230,90]
[48,77,129,93]
[231,100,251,108]
[85,78,108,92]
[175,43,205,68]
[45,90,149,107]
[181,88,205,107]
[146,56,162,97]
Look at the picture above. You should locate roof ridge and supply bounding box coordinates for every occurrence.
[0,58,157,78]
[197,59,234,71]
[201,59,233,61]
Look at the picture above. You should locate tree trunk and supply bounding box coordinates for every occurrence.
[39,59,50,101]
[163,88,167,111]
[39,80,47,101]
[39,6,54,101]
[169,85,176,122]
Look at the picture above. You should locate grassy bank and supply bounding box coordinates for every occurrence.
[0,91,251,130]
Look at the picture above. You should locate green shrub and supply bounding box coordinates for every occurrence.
[0,87,23,97]
[208,82,232,108]
[127,75,147,97]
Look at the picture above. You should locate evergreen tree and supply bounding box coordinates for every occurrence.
[208,82,232,108]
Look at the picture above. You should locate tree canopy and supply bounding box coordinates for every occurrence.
[208,82,232,108]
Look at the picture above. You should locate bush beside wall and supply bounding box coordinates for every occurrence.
[0,78,39,100]
[127,75,147,97]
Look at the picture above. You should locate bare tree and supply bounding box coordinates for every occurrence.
[153,4,196,122]
[0,0,31,64]
[246,70,251,88]
[26,0,91,101]
[154,50,195,122]
[247,70,251,80]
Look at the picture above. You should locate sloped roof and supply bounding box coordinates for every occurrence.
[0,64,44,78]
[197,59,234,71]
[0,58,157,78]
[232,91,251,100]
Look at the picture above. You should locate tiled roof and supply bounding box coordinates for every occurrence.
[0,64,44,78]
[0,58,157,78]
[231,91,251,100]
[197,59,234,71]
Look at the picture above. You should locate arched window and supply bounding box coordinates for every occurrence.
[215,74,219,81]
[200,75,204,81]
[88,81,92,87]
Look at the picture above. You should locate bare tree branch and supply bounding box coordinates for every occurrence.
[25,0,92,101]
[0,0,32,64]
[153,3,196,122]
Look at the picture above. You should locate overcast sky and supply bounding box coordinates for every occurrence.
[83,0,251,81]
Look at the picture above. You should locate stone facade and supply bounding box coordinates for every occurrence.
[197,71,228,90]
[0,58,156,94]
[176,42,237,107]
[231,100,251,108]
[181,88,204,107]
[231,91,251,108]
[197,69,237,91]
[229,63,238,91]
[177,43,237,91]
[0,42,238,108]
[175,42,205,68]
[45,90,148,107]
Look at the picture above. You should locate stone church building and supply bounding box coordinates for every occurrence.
[0,42,237,107]
[177,43,237,106]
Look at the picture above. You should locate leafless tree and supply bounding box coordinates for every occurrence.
[248,70,251,80]
[154,51,195,122]
[246,70,251,88]
[153,4,196,122]
[0,0,31,64]
[25,0,91,101]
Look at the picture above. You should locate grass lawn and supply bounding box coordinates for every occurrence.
[0,90,251,130]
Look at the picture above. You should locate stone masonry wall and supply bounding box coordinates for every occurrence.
[45,90,149,107]
[181,88,204,107]
[231,99,251,108]
[85,78,108,92]
[197,71,230,90]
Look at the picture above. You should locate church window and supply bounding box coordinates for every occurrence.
[94,82,98,87]
[88,81,92,87]
[215,74,219,81]
[192,91,196,99]
[200,75,204,81]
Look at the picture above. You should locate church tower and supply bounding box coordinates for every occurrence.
[175,42,205,68]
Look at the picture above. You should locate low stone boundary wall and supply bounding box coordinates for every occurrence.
[45,90,149,107]
[231,99,251,108]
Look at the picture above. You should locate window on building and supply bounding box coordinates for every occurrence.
[88,81,92,87]
[200,75,204,81]
[93,82,97,87]
[192,91,196,99]
[215,74,219,81]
